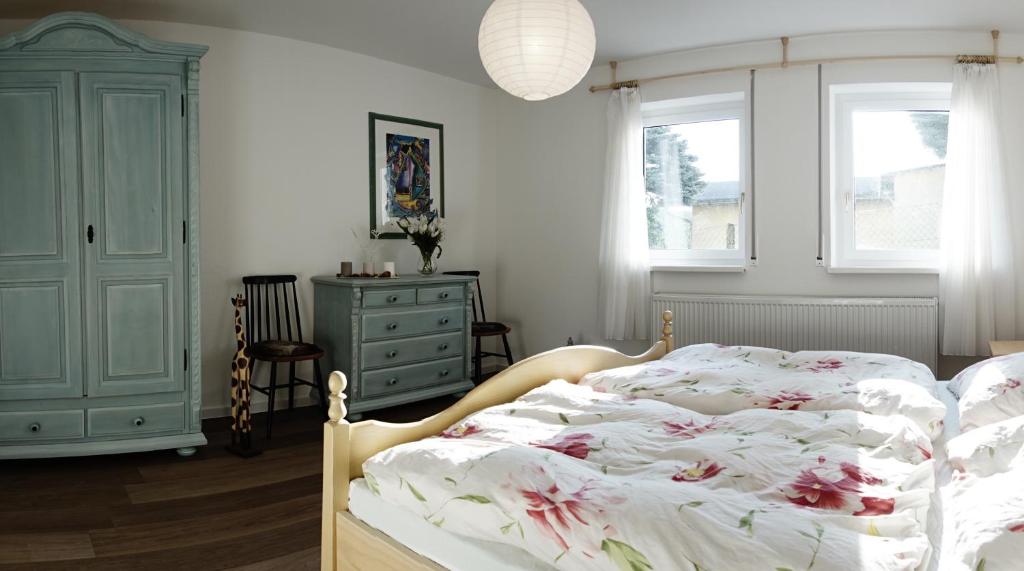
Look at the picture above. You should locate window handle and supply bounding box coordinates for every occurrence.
[843,191,852,211]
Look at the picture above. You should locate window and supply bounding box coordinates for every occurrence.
[829,83,951,270]
[643,93,748,268]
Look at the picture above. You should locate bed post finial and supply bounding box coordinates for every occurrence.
[323,371,351,570]
[661,310,674,352]
[327,371,348,423]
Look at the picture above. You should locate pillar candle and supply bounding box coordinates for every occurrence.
[339,261,353,276]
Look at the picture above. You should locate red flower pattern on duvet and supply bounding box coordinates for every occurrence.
[1009,523,1024,533]
[440,422,481,438]
[809,358,845,372]
[998,378,1022,395]
[672,460,724,482]
[518,478,605,551]
[531,433,594,460]
[663,419,717,439]
[784,459,892,515]
[763,391,814,410]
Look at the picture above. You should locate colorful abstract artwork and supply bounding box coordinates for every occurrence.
[370,113,444,238]
[386,133,431,218]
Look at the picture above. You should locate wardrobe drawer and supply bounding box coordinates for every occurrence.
[88,402,184,437]
[0,410,84,442]
[362,307,463,341]
[362,357,464,398]
[363,288,416,308]
[362,331,464,370]
[417,285,464,305]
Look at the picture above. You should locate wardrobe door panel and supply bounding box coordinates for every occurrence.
[0,71,83,400]
[80,73,184,398]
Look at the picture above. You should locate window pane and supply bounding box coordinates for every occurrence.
[645,119,740,251]
[852,110,947,250]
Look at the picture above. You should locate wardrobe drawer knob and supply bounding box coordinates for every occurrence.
[387,378,399,386]
[439,317,450,325]
[439,343,449,351]
[387,295,398,303]
[387,350,398,358]
[440,292,449,299]
[439,369,449,377]
[386,322,399,331]
[29,423,41,433]
[134,417,145,427]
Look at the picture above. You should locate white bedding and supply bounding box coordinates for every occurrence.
[357,346,947,571]
[349,380,963,571]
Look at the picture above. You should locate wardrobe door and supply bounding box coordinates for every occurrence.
[79,73,185,398]
[0,71,84,400]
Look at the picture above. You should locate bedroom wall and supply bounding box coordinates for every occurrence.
[493,30,1024,377]
[0,18,499,417]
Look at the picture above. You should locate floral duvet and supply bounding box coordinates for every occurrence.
[362,345,947,571]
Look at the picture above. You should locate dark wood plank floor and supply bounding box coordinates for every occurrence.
[0,396,455,570]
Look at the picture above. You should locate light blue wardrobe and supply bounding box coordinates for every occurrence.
[0,13,206,458]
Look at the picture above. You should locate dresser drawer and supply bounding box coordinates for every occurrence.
[363,288,417,308]
[417,285,465,305]
[87,402,184,437]
[362,331,464,369]
[362,357,464,398]
[0,410,84,442]
[362,306,463,341]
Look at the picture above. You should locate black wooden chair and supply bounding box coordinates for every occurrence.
[243,275,327,439]
[442,271,513,383]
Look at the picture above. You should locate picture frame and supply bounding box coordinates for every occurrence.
[368,113,445,238]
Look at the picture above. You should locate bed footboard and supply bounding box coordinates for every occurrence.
[321,311,674,570]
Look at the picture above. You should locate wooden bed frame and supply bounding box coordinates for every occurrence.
[320,311,674,570]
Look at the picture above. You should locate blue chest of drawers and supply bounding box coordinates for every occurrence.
[312,275,476,419]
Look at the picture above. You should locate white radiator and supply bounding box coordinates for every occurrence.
[653,294,938,372]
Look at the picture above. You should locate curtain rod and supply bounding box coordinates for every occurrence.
[590,30,1022,93]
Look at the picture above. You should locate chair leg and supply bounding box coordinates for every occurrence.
[474,335,482,384]
[288,362,296,410]
[501,333,514,366]
[311,362,327,421]
[266,362,278,440]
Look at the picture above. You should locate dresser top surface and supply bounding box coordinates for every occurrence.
[311,275,475,288]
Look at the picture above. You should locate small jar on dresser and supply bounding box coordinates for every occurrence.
[312,275,476,420]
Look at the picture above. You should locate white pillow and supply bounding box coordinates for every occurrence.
[949,354,1024,431]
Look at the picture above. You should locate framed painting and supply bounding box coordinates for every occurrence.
[369,113,445,238]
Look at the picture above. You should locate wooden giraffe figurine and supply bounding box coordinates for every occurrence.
[226,294,261,457]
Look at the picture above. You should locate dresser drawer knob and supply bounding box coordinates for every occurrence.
[439,343,449,351]
[439,369,450,377]
[387,350,398,358]
[387,378,399,386]
[134,417,145,427]
[29,423,41,433]
[439,317,450,325]
[387,295,399,303]
[386,322,399,331]
[440,292,449,299]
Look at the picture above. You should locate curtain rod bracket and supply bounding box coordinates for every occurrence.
[992,29,1000,60]
[781,37,790,67]
[610,60,618,84]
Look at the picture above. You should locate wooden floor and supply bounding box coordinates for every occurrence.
[0,396,455,570]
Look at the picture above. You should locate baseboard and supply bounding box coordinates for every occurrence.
[202,394,317,420]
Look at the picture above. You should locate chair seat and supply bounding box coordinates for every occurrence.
[250,340,324,362]
[472,321,511,337]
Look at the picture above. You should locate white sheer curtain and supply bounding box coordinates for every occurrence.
[598,87,650,340]
[940,62,1017,356]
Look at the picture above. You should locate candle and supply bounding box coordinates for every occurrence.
[382,262,395,276]
[361,262,374,276]
[339,261,353,276]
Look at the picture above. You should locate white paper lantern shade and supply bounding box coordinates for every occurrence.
[478,0,597,101]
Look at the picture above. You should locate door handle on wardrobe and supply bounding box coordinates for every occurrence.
[87,225,95,244]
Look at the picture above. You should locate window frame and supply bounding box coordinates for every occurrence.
[642,92,750,269]
[828,82,951,272]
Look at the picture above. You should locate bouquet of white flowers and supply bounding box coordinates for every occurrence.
[397,211,445,274]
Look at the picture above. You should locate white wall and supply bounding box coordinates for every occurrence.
[494,31,1024,369]
[0,19,499,417]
